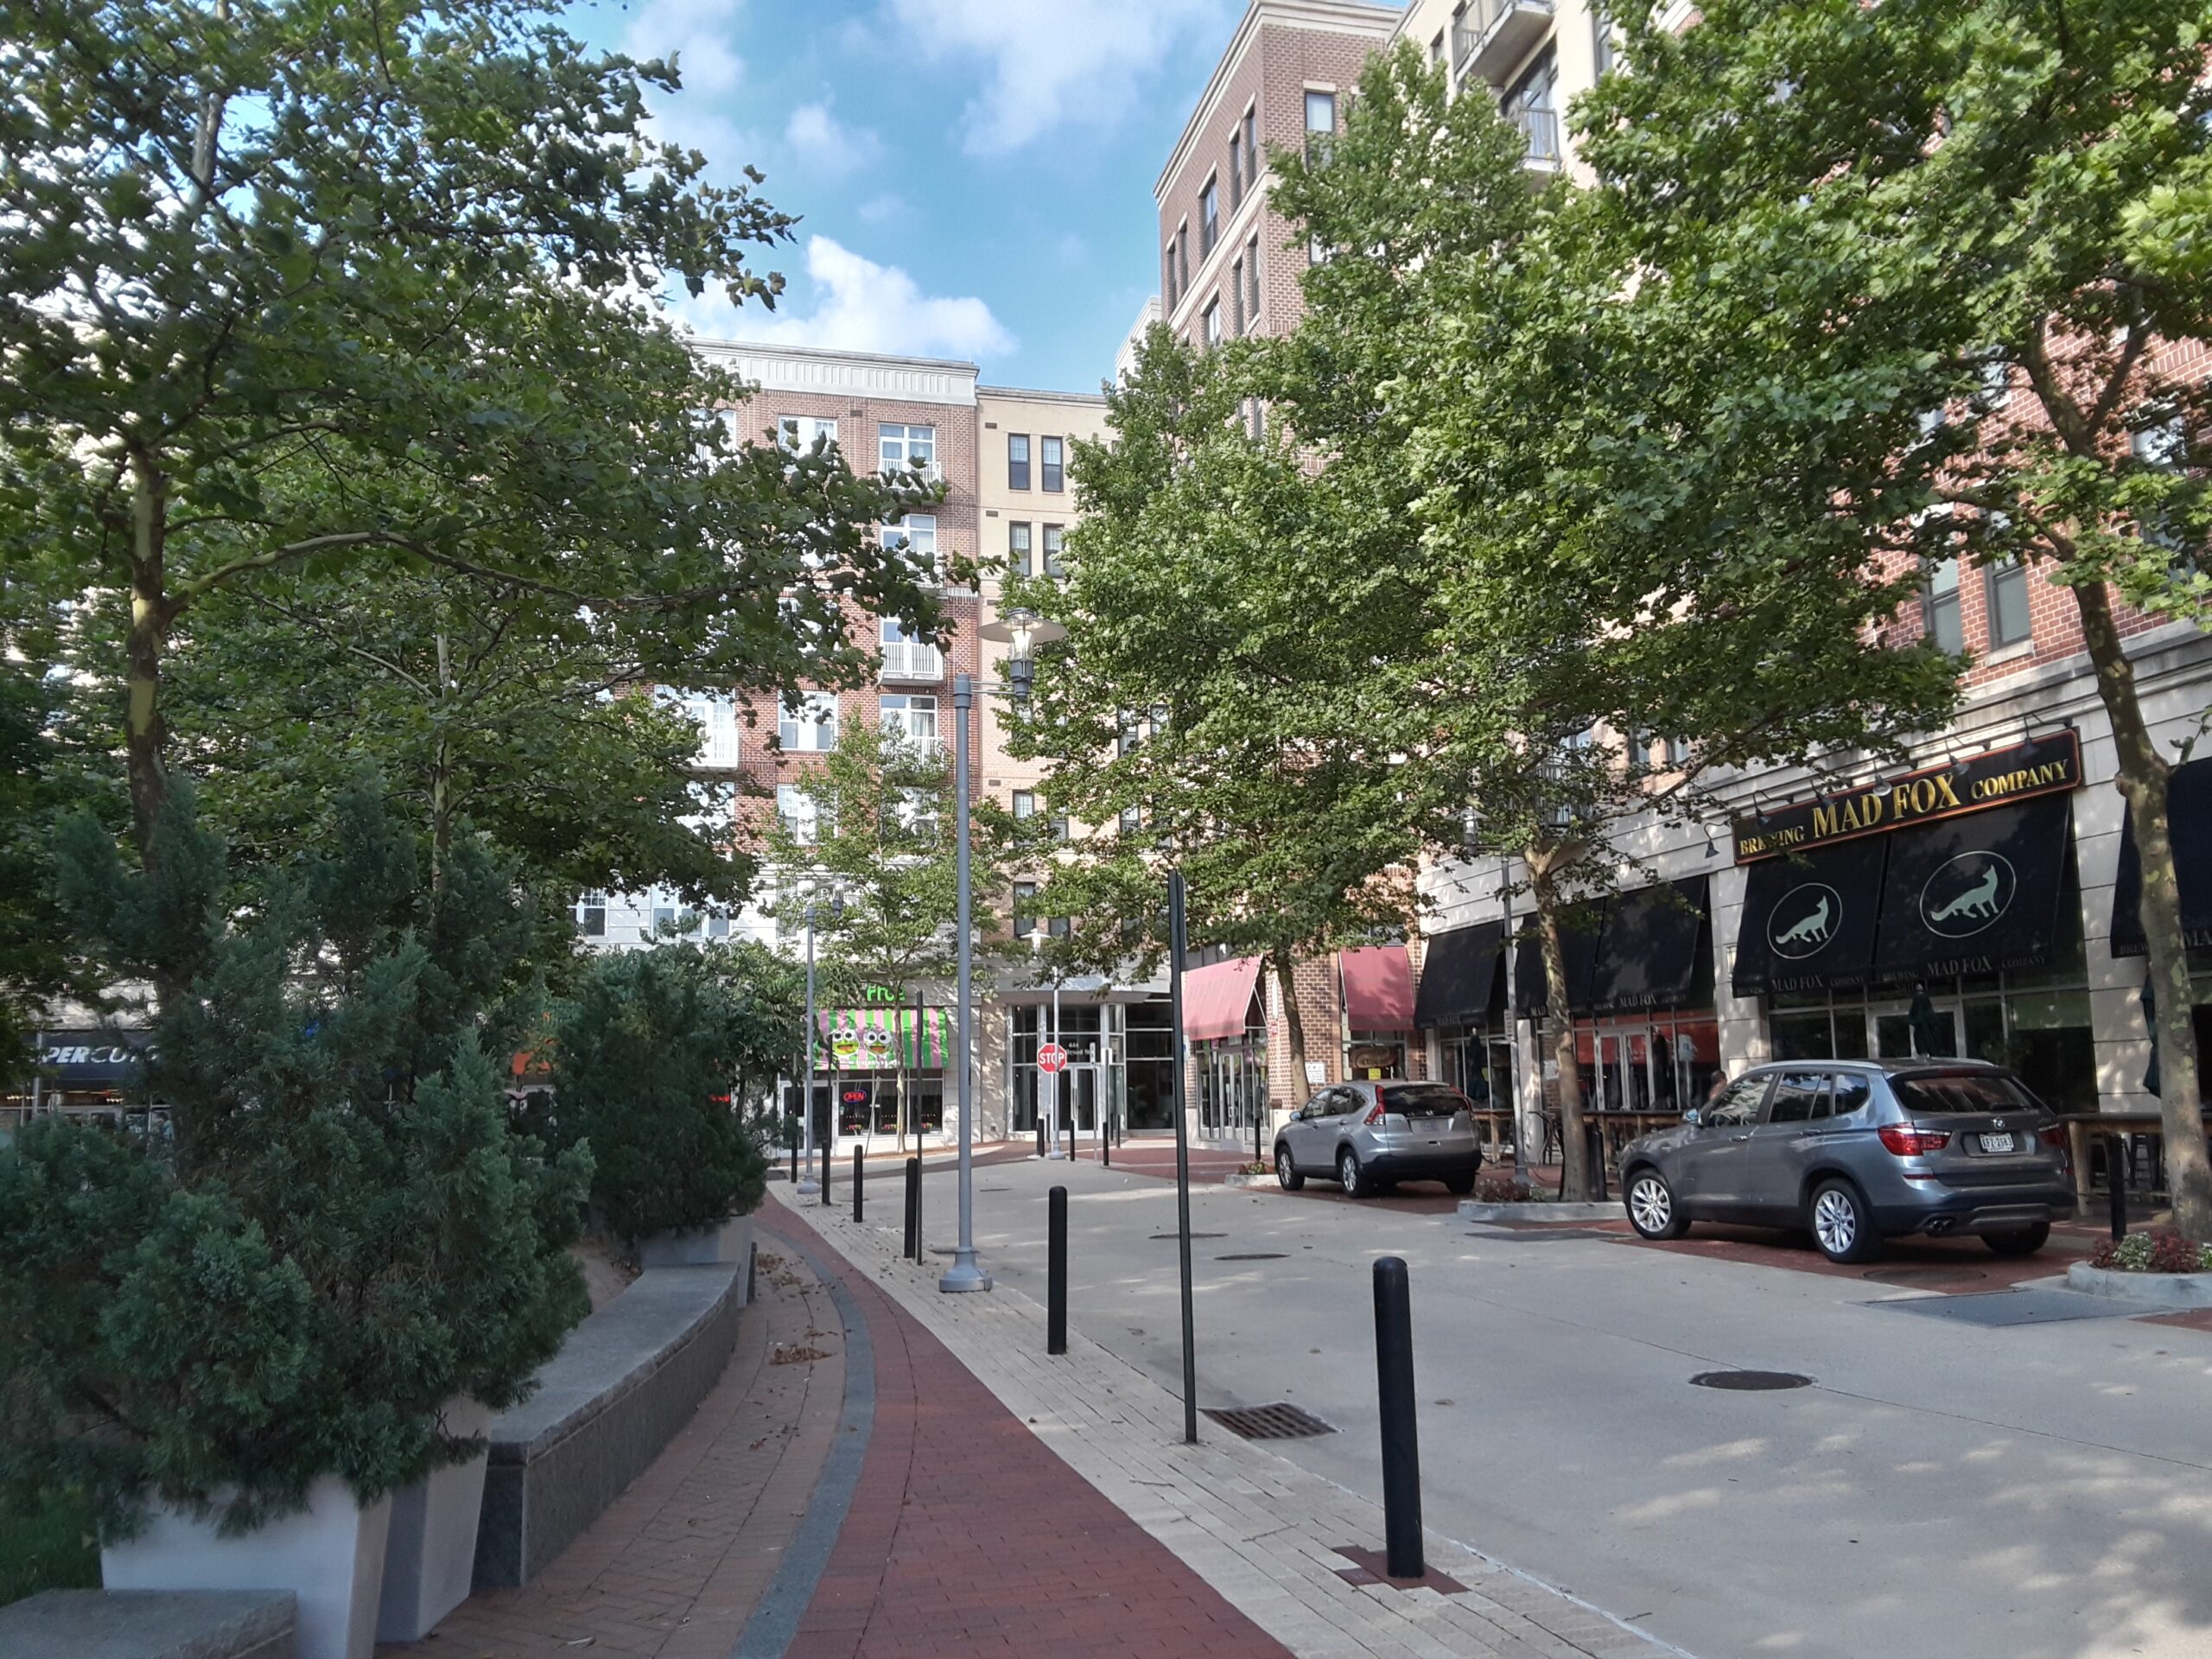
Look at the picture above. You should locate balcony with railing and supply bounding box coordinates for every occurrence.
[879,639,944,682]
[1454,0,1556,87]
[1507,105,1563,175]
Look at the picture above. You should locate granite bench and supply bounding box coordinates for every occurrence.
[0,1588,295,1659]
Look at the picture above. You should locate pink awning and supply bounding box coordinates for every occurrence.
[1182,955,1263,1043]
[1340,945,1414,1031]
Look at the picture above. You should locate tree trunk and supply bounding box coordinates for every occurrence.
[1271,950,1309,1096]
[124,454,171,864]
[1530,858,1592,1202]
[430,630,454,893]
[2075,582,2211,1237]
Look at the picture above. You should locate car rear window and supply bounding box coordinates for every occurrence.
[1891,1071,2040,1117]
[1378,1084,1471,1117]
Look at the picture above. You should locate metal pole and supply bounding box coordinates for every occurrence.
[854,1142,864,1223]
[823,1109,833,1207]
[799,907,819,1196]
[1047,1184,1069,1355]
[1502,863,1522,1184]
[1169,870,1198,1444]
[940,675,990,1293]
[2108,1133,2128,1241]
[1372,1256,1424,1580]
[1047,978,1065,1159]
[905,1154,922,1261]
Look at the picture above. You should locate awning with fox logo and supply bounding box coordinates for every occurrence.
[1732,837,1888,996]
[1872,795,2073,982]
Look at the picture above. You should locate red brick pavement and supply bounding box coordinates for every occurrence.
[762,1205,1294,1659]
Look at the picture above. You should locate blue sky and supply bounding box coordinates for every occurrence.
[565,0,1265,393]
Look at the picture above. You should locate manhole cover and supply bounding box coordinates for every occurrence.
[1203,1402,1336,1440]
[1151,1231,1228,1241]
[1216,1252,1287,1262]
[1866,1266,1988,1286]
[1690,1370,1814,1391]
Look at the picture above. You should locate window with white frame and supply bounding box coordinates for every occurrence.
[1203,298,1222,348]
[576,890,607,937]
[1041,524,1065,578]
[1245,234,1260,326]
[880,616,941,680]
[1923,557,1963,655]
[892,787,938,841]
[879,423,937,479]
[1231,257,1246,334]
[1985,558,2032,648]
[779,691,838,752]
[1013,880,1039,939]
[1200,174,1220,255]
[880,693,938,748]
[1040,435,1064,493]
[881,513,938,579]
[1229,130,1244,209]
[778,415,838,452]
[1007,434,1032,490]
[1008,520,1033,577]
[777,783,822,845]
[1305,89,1335,163]
[683,693,741,767]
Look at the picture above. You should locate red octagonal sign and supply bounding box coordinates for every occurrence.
[1037,1042,1070,1074]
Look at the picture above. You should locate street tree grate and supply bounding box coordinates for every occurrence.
[1204,1402,1337,1440]
[1690,1370,1814,1391]
[1216,1252,1287,1262]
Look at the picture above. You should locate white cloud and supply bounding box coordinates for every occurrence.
[784,101,882,179]
[855,193,909,225]
[886,0,1234,155]
[677,234,1015,360]
[620,0,757,180]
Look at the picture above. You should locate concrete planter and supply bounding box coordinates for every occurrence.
[376,1396,493,1643]
[2065,1261,2212,1307]
[637,1211,755,1289]
[103,1478,392,1659]
[1459,1198,1621,1224]
[1222,1171,1278,1190]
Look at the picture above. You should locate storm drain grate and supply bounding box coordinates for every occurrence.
[1216,1252,1288,1262]
[1151,1231,1228,1241]
[1690,1370,1814,1391]
[1204,1402,1337,1440]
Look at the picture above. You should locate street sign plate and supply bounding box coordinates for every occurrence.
[1038,1043,1069,1073]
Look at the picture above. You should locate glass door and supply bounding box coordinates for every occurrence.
[1871,999,1960,1059]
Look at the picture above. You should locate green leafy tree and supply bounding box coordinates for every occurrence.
[0,0,939,884]
[0,780,589,1538]
[547,945,770,1242]
[763,719,971,1146]
[1582,0,2212,1230]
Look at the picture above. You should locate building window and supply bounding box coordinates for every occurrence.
[1305,89,1335,162]
[879,422,936,479]
[880,616,940,679]
[1986,558,2032,648]
[779,691,838,753]
[1593,4,1615,76]
[1119,806,1141,834]
[1177,223,1189,296]
[1014,880,1039,939]
[684,693,740,768]
[1203,298,1222,348]
[1041,524,1065,578]
[1242,105,1258,187]
[1008,433,1031,490]
[1923,557,1963,655]
[1200,174,1220,255]
[1013,789,1037,821]
[577,891,607,937]
[778,415,838,451]
[1040,435,1064,492]
[1230,258,1246,334]
[1630,730,1653,768]
[880,692,939,748]
[1504,47,1560,165]
[1245,235,1260,328]
[707,912,731,939]
[882,512,938,579]
[1008,520,1033,577]
[1431,29,1445,63]
[1229,132,1244,208]
[777,783,821,845]
[1164,244,1177,307]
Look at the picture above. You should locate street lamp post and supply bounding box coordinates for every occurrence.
[798,892,842,1198]
[941,608,1066,1295]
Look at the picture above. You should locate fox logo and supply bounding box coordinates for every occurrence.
[1920,853,2015,938]
[1929,865,2000,923]
[1768,885,1841,959]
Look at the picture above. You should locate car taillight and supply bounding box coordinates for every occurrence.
[1364,1102,1387,1126]
[1878,1124,1951,1156]
[2038,1125,2067,1148]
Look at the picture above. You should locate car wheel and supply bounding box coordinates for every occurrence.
[1625,1167,1689,1240]
[1338,1147,1369,1198]
[1983,1222,2051,1257]
[1445,1173,1477,1197]
[1274,1143,1304,1192]
[1809,1179,1881,1264]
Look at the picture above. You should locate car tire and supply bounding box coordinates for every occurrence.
[1624,1166,1689,1240]
[1983,1222,2051,1257]
[1338,1147,1369,1198]
[1809,1179,1882,1264]
[1274,1143,1304,1192]
[1445,1173,1478,1197]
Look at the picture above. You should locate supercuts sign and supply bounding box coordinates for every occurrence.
[1732,733,2081,864]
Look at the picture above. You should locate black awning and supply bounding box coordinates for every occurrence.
[2107,758,2212,957]
[1512,907,1604,1016]
[23,1029,150,1087]
[1414,921,1503,1029]
[1586,876,1709,1012]
[1732,836,1889,995]
[1872,795,2074,982]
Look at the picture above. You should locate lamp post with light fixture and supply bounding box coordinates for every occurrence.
[797,892,843,1197]
[939,608,1066,1294]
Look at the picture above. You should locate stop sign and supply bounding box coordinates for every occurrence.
[1037,1042,1069,1074]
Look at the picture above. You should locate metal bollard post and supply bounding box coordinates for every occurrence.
[822,1136,832,1207]
[1047,1185,1069,1355]
[1372,1256,1424,1580]
[1036,1118,1046,1159]
[790,1140,798,1186]
[905,1155,921,1262]
[854,1144,864,1223]
[2108,1133,2128,1241]
[1103,1112,1111,1167]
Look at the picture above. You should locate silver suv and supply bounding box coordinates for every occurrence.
[1618,1059,2075,1263]
[1274,1080,1484,1198]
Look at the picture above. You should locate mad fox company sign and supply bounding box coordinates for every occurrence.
[1732,732,2081,864]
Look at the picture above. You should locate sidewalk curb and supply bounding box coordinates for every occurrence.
[2065,1261,2212,1306]
[1459,1199,1620,1224]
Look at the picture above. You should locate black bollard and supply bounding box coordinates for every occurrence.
[1047,1185,1069,1355]
[822,1137,832,1207]
[790,1140,798,1186]
[1372,1255,1424,1580]
[2109,1133,2128,1241]
[1036,1117,1046,1159]
[853,1144,864,1223]
[904,1155,921,1262]
[1103,1112,1111,1167]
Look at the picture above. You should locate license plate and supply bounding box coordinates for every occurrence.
[1980,1131,2016,1154]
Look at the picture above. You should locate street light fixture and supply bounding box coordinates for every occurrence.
[940,608,1067,1294]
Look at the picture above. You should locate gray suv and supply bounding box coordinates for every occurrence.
[1274,1080,1484,1198]
[1618,1059,2075,1263]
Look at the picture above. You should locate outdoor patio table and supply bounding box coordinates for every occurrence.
[2058,1111,2212,1209]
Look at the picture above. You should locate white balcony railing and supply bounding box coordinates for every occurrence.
[1508,105,1563,171]
[879,639,944,681]
[1457,0,1556,86]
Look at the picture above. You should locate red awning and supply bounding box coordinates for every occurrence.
[1340,944,1414,1031]
[1182,956,1264,1043]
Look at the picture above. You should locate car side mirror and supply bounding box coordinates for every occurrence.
[1681,1108,1702,1128]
